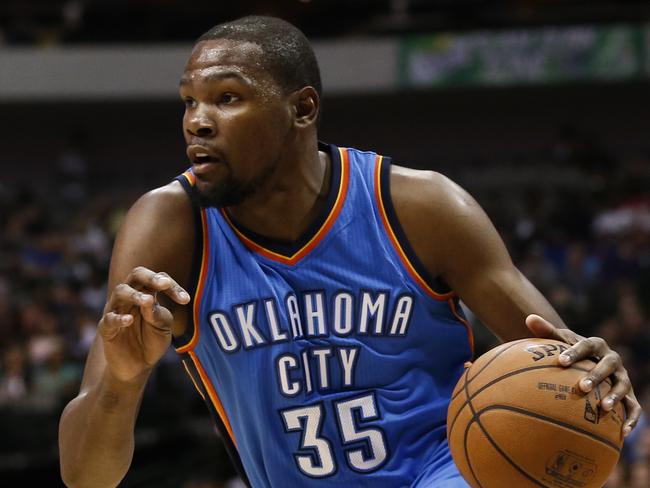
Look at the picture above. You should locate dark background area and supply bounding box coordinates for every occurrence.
[2,81,649,186]
[2,0,650,43]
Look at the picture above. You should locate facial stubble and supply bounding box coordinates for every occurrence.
[194,160,278,208]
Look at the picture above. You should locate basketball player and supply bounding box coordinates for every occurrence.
[58,16,641,488]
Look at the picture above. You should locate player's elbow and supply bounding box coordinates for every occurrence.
[60,461,124,488]
[59,439,129,488]
[60,464,84,488]
[60,458,89,488]
[58,445,98,488]
[59,408,128,488]
[59,410,81,486]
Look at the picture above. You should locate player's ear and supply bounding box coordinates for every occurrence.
[291,86,319,129]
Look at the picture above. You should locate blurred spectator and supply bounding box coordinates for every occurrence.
[56,136,89,211]
[29,338,81,410]
[25,305,62,367]
[518,242,559,292]
[0,343,29,405]
[630,425,650,487]
[68,309,97,360]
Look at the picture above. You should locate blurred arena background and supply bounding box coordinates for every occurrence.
[1,1,649,486]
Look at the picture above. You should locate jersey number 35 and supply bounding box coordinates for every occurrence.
[280,392,389,478]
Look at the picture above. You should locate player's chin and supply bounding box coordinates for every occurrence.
[194,181,223,207]
[195,180,248,208]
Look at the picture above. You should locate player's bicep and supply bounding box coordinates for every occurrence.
[106,187,184,292]
[435,179,562,341]
[77,183,194,393]
[76,193,165,394]
[435,176,514,288]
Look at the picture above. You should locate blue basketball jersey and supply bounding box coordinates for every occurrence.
[173,142,473,487]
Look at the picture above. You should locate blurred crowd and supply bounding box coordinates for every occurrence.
[0,146,116,411]
[0,128,648,486]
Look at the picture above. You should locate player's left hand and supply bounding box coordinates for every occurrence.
[525,313,641,437]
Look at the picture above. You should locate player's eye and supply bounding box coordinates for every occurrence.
[219,93,239,104]
[183,97,196,109]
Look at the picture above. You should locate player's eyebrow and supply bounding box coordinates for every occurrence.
[179,70,252,87]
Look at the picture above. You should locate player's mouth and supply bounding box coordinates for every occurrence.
[187,144,224,176]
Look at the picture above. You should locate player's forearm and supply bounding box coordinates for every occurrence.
[59,370,150,487]
[455,267,568,342]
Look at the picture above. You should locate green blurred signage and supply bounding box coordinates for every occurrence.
[399,24,648,87]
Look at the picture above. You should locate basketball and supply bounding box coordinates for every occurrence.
[447,338,625,488]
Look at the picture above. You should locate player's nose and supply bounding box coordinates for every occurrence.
[186,107,216,138]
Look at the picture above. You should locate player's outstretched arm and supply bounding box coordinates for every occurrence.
[59,182,194,487]
[389,166,642,437]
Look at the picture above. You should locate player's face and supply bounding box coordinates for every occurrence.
[180,39,295,207]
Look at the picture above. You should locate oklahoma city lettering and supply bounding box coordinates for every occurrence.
[206,290,415,396]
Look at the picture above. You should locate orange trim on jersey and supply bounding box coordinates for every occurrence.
[182,359,206,401]
[374,155,455,301]
[448,298,475,356]
[175,207,209,354]
[187,350,237,447]
[220,147,350,265]
[181,170,196,186]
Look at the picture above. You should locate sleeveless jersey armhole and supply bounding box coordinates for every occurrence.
[170,174,251,486]
[374,157,457,301]
[375,158,475,355]
[172,171,207,352]
[179,351,252,486]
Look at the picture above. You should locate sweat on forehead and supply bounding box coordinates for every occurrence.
[190,39,264,70]
[183,40,275,85]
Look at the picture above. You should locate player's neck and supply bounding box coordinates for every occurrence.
[225,138,331,243]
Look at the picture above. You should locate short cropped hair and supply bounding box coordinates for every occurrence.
[198,16,322,99]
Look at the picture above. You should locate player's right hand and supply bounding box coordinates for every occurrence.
[98,266,191,383]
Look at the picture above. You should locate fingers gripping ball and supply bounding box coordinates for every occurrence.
[447,339,625,488]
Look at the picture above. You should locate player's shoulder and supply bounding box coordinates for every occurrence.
[109,180,195,336]
[117,179,195,252]
[388,164,476,220]
[386,163,487,277]
[112,179,195,277]
[120,180,194,236]
[131,179,191,216]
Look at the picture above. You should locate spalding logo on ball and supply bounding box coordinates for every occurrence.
[447,338,625,488]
